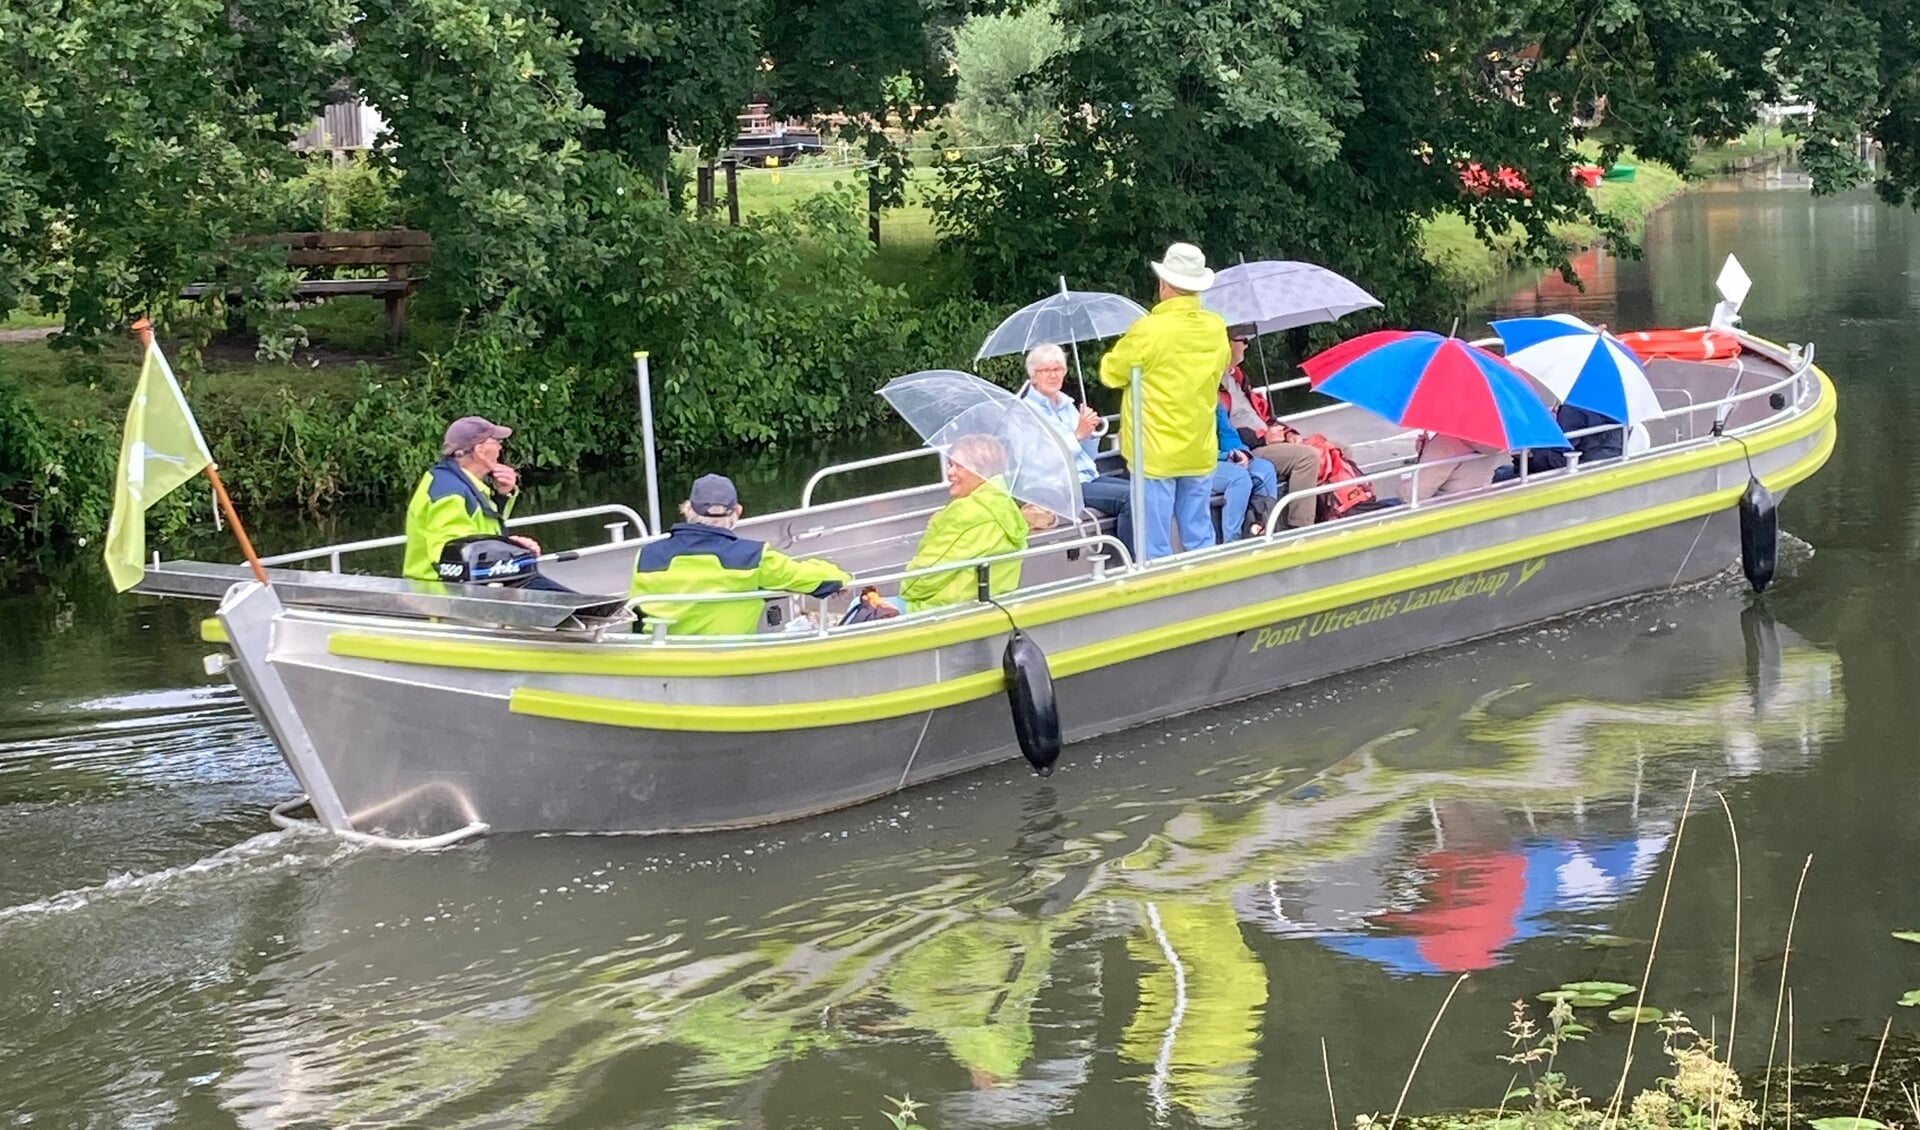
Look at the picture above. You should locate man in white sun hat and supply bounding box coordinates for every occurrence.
[1098,242,1231,560]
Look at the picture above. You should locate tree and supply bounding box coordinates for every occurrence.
[930,0,1920,321]
[0,0,356,335]
[952,1,1067,146]
[553,0,763,173]
[932,0,1606,321]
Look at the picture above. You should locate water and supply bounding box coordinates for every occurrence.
[3,182,1916,1128]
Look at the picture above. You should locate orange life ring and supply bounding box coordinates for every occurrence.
[1616,329,1742,362]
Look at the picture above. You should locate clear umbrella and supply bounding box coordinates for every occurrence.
[1203,259,1382,389]
[976,277,1147,403]
[879,370,1083,520]
[1201,260,1382,335]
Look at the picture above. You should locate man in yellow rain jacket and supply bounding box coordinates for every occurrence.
[402,416,545,582]
[632,474,851,635]
[1099,242,1231,561]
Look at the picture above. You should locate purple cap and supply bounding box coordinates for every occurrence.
[442,416,512,456]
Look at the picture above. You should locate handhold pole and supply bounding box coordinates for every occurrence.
[634,351,662,537]
[1128,364,1147,563]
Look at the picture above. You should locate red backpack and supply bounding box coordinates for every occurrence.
[1273,424,1376,519]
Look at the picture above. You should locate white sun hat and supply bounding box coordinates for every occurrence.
[1150,242,1216,292]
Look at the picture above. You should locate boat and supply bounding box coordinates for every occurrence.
[134,303,1837,844]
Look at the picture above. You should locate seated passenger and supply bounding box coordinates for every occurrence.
[1401,432,1507,503]
[404,415,569,589]
[1496,403,1626,481]
[1213,405,1279,540]
[632,474,850,635]
[1532,403,1625,471]
[1218,328,1274,446]
[1221,331,1322,530]
[1020,343,1135,545]
[900,435,1029,612]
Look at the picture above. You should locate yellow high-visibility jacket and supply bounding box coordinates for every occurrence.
[632,523,850,635]
[401,458,515,582]
[1099,293,1230,478]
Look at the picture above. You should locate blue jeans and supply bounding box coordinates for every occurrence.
[1139,474,1215,561]
[1212,457,1279,542]
[1079,473,1135,556]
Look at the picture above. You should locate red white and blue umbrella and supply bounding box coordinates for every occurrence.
[1303,331,1569,450]
[1490,313,1663,427]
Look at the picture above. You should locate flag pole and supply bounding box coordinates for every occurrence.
[131,318,270,585]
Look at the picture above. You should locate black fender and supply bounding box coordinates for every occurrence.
[1738,475,1777,593]
[1002,629,1062,777]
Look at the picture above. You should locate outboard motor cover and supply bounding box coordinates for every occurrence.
[1738,476,1777,593]
[437,536,539,585]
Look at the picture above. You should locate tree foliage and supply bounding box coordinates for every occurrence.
[930,0,1920,321]
[0,0,353,336]
[952,1,1067,146]
[3,0,1918,449]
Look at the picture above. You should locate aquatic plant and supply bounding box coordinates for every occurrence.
[880,1092,927,1129]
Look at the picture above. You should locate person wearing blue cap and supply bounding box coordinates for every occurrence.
[631,474,852,635]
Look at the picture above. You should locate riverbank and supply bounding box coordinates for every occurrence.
[1420,156,1690,298]
[0,154,1692,563]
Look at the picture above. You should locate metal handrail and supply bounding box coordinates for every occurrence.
[627,533,1135,639]
[1265,448,1490,523]
[258,502,649,572]
[1252,375,1312,399]
[1254,337,1818,533]
[800,448,943,509]
[629,532,1135,609]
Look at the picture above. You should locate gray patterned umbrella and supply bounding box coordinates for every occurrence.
[1201,260,1382,335]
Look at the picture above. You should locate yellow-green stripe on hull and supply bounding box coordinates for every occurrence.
[503,416,1835,734]
[340,368,1836,682]
[512,669,1006,732]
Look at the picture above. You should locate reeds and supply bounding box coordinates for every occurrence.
[1604,769,1699,1127]
[1386,972,1470,1130]
[1760,855,1813,1125]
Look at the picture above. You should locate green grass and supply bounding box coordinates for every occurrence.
[724,162,949,294]
[2,297,63,331]
[1690,125,1798,176]
[1419,153,1689,298]
[0,328,371,428]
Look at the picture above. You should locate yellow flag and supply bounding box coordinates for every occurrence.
[104,340,212,591]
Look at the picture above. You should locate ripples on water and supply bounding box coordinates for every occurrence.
[3,184,1914,1128]
[0,574,1852,1129]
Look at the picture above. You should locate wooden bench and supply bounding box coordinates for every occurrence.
[179,229,431,344]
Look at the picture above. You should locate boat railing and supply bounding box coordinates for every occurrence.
[1255,337,1818,536]
[799,448,944,509]
[625,532,1135,641]
[1263,448,1492,522]
[256,502,650,573]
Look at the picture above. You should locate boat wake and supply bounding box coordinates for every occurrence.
[0,824,352,929]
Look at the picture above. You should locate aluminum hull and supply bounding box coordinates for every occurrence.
[172,331,1835,828]
[202,352,1834,836]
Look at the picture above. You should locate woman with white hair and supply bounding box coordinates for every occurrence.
[1020,343,1137,551]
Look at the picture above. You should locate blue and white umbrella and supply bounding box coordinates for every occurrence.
[1490,313,1663,427]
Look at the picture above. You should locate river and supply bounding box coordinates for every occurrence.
[2,179,1915,1128]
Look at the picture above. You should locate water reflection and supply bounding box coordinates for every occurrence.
[5,185,1910,1130]
[145,586,1838,1129]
